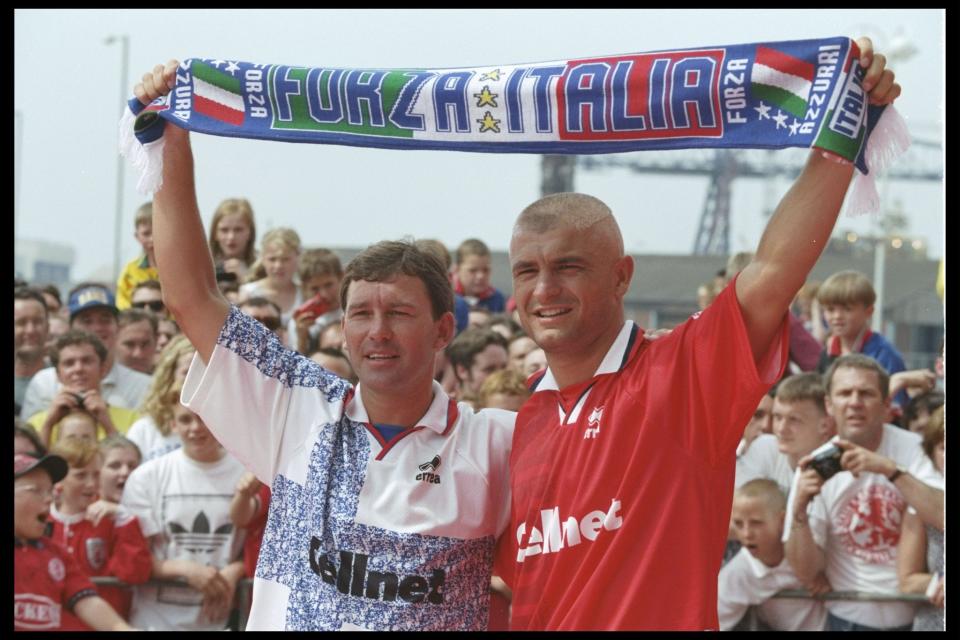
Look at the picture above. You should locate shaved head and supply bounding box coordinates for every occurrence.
[512,193,624,257]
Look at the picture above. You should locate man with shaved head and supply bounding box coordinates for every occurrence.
[497,40,901,631]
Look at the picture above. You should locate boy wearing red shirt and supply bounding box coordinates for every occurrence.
[14,452,134,631]
[48,438,153,627]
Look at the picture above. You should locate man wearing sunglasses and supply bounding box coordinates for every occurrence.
[239,297,286,341]
[130,280,167,316]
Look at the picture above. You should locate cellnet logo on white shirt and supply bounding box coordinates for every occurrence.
[516,498,623,562]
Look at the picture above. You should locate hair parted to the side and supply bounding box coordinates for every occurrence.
[455,238,491,264]
[824,353,890,401]
[816,270,877,307]
[340,240,453,320]
[134,201,153,228]
[50,437,102,470]
[299,248,344,281]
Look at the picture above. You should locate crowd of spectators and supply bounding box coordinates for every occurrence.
[14,195,944,631]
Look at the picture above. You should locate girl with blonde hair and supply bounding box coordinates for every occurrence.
[125,334,196,462]
[239,227,303,338]
[209,198,258,281]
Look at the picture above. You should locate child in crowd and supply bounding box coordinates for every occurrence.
[86,435,143,525]
[127,335,195,462]
[816,270,907,406]
[57,409,99,443]
[453,238,506,312]
[47,438,153,628]
[309,347,357,384]
[478,368,531,412]
[718,479,827,631]
[122,399,246,631]
[291,248,344,354]
[15,452,134,631]
[239,227,303,330]
[116,202,159,310]
[209,198,258,282]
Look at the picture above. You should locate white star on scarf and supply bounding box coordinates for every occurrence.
[225,61,241,75]
[754,101,772,120]
[773,110,788,129]
[209,59,226,68]
[788,119,801,136]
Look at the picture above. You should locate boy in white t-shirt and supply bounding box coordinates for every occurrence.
[122,403,246,631]
[719,479,826,630]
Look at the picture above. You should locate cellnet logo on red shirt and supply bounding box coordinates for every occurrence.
[515,499,623,562]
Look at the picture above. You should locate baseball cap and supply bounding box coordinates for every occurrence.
[68,285,118,321]
[14,453,69,484]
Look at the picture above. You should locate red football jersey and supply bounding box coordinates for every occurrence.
[49,505,153,626]
[14,538,98,631]
[498,284,788,630]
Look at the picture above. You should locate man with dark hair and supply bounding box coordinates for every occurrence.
[446,328,509,401]
[15,287,51,416]
[116,308,159,375]
[784,353,943,630]
[239,296,285,341]
[26,331,139,447]
[21,284,151,420]
[130,279,167,317]
[131,65,516,631]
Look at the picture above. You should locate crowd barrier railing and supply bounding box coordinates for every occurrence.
[89,577,934,631]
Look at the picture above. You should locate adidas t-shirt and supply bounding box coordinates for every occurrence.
[181,306,515,630]
[498,282,788,630]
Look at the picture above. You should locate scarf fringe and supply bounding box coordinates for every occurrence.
[843,106,912,218]
[118,105,166,195]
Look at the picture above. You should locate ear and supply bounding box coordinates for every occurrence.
[613,255,635,297]
[434,311,455,352]
[824,395,835,419]
[865,304,875,317]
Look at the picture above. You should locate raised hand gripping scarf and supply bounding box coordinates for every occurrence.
[120,36,909,214]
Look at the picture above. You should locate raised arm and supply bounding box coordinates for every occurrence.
[134,61,229,364]
[735,38,901,365]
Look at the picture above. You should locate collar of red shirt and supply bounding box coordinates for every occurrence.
[529,321,646,393]
[827,327,873,357]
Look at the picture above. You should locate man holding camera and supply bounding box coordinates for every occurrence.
[784,354,943,631]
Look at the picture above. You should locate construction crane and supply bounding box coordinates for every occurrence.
[558,139,942,256]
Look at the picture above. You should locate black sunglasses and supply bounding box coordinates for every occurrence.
[131,300,166,312]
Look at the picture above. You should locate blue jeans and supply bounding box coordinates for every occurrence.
[826,611,913,632]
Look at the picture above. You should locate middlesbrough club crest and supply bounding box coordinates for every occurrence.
[86,538,107,571]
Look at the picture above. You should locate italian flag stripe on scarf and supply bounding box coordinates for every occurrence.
[750,46,815,119]
[119,36,910,216]
[192,61,245,126]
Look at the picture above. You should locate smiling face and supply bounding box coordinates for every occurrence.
[14,468,55,540]
[56,343,105,391]
[57,455,102,515]
[343,275,454,402]
[509,217,632,378]
[827,366,889,448]
[100,445,140,503]
[171,405,222,463]
[215,212,252,261]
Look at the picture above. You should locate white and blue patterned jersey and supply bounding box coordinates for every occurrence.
[182,307,515,630]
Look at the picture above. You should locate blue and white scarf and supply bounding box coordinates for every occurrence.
[120,37,909,214]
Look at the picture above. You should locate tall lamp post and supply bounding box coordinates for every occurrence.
[15,109,23,248]
[105,34,130,283]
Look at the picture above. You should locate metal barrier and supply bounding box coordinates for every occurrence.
[89,577,933,631]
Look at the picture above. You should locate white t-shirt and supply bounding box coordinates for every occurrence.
[783,424,944,628]
[21,361,151,422]
[735,433,794,497]
[181,306,515,630]
[718,547,826,631]
[126,416,182,463]
[122,448,246,631]
[238,281,303,349]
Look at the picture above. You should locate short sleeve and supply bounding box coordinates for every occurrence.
[121,462,162,538]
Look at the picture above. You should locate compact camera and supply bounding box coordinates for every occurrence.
[293,295,330,320]
[806,443,844,481]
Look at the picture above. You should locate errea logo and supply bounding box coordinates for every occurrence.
[515,498,623,562]
[416,455,441,484]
